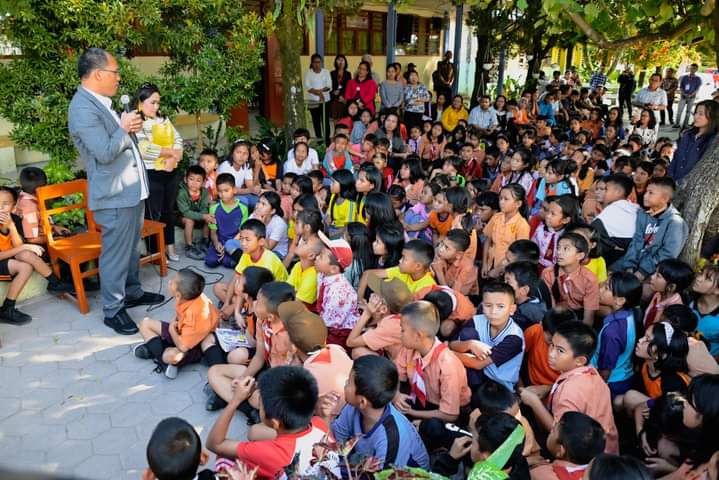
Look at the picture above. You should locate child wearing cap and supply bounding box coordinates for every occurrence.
[135,268,221,379]
[415,284,476,339]
[346,274,413,360]
[393,301,471,422]
[359,239,437,298]
[314,231,360,348]
[432,229,479,297]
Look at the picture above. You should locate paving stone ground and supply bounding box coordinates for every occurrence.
[0,254,247,479]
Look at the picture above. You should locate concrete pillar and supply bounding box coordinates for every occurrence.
[386,2,397,65]
[452,4,463,96]
[315,9,325,65]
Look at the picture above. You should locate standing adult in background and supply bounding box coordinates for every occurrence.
[379,64,404,113]
[589,64,607,91]
[68,48,164,336]
[633,73,667,125]
[675,63,703,130]
[304,53,332,146]
[361,53,381,84]
[330,54,351,123]
[669,100,719,181]
[132,83,183,262]
[660,67,678,126]
[433,51,455,101]
[344,61,378,116]
[617,66,636,120]
[403,70,431,131]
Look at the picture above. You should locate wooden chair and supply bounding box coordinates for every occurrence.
[37,179,168,314]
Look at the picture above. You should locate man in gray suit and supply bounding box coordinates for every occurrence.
[68,48,164,335]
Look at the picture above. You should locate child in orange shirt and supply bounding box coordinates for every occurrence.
[482,184,530,279]
[205,281,296,415]
[346,274,413,360]
[393,300,471,423]
[522,308,575,389]
[135,268,220,379]
[433,229,478,297]
[519,321,619,454]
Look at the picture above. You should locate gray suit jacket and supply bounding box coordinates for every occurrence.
[68,87,148,211]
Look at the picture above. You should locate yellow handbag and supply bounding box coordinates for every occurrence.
[151,121,175,170]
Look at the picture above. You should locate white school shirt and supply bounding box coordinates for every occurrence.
[217,161,253,188]
[84,87,149,200]
[304,68,332,103]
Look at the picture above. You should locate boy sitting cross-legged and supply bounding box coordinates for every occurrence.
[135,268,221,379]
[393,301,471,422]
[0,186,74,326]
[519,321,619,454]
[206,366,330,479]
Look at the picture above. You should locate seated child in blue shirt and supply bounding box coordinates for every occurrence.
[331,355,430,470]
[593,272,643,397]
[450,281,525,396]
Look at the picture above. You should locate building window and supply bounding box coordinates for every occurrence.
[395,15,442,56]
[324,11,385,56]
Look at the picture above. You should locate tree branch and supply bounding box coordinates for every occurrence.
[564,8,703,49]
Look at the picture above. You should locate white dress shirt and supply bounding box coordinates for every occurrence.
[83,87,149,200]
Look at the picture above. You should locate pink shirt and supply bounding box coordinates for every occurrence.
[316,273,360,330]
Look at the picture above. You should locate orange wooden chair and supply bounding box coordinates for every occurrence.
[37,179,168,314]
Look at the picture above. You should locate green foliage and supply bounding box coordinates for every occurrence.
[0,0,271,180]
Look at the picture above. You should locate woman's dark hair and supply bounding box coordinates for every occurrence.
[381,110,403,142]
[260,191,282,219]
[547,194,581,229]
[494,95,507,111]
[475,413,529,480]
[363,192,399,236]
[293,192,320,212]
[637,108,657,129]
[132,83,163,120]
[692,99,719,136]
[655,259,694,300]
[356,60,373,81]
[500,184,528,219]
[401,156,425,184]
[425,121,445,143]
[641,392,687,453]
[346,221,374,270]
[333,54,349,71]
[649,321,689,375]
[661,304,698,333]
[587,454,652,480]
[242,266,275,300]
[605,106,624,130]
[293,175,313,196]
[685,374,719,465]
[375,224,404,267]
[358,162,384,194]
[329,169,357,225]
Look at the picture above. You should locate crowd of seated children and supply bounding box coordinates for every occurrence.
[11,70,707,479]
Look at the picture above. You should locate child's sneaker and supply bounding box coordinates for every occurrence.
[194,238,210,255]
[184,245,205,261]
[133,343,151,360]
[0,306,32,325]
[164,364,178,379]
[206,391,227,411]
[46,275,76,295]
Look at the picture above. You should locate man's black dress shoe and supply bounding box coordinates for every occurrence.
[124,291,165,309]
[104,308,139,335]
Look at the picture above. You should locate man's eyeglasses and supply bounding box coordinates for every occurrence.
[101,68,120,76]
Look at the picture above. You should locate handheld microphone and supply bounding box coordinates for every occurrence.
[119,94,138,143]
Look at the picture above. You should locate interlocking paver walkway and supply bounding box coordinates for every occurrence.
[0,256,247,479]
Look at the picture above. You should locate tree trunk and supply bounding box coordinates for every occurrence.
[195,112,203,151]
[470,35,491,109]
[276,2,306,144]
[678,134,719,264]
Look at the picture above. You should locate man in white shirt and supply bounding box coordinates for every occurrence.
[633,73,667,125]
[304,53,332,145]
[468,95,498,137]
